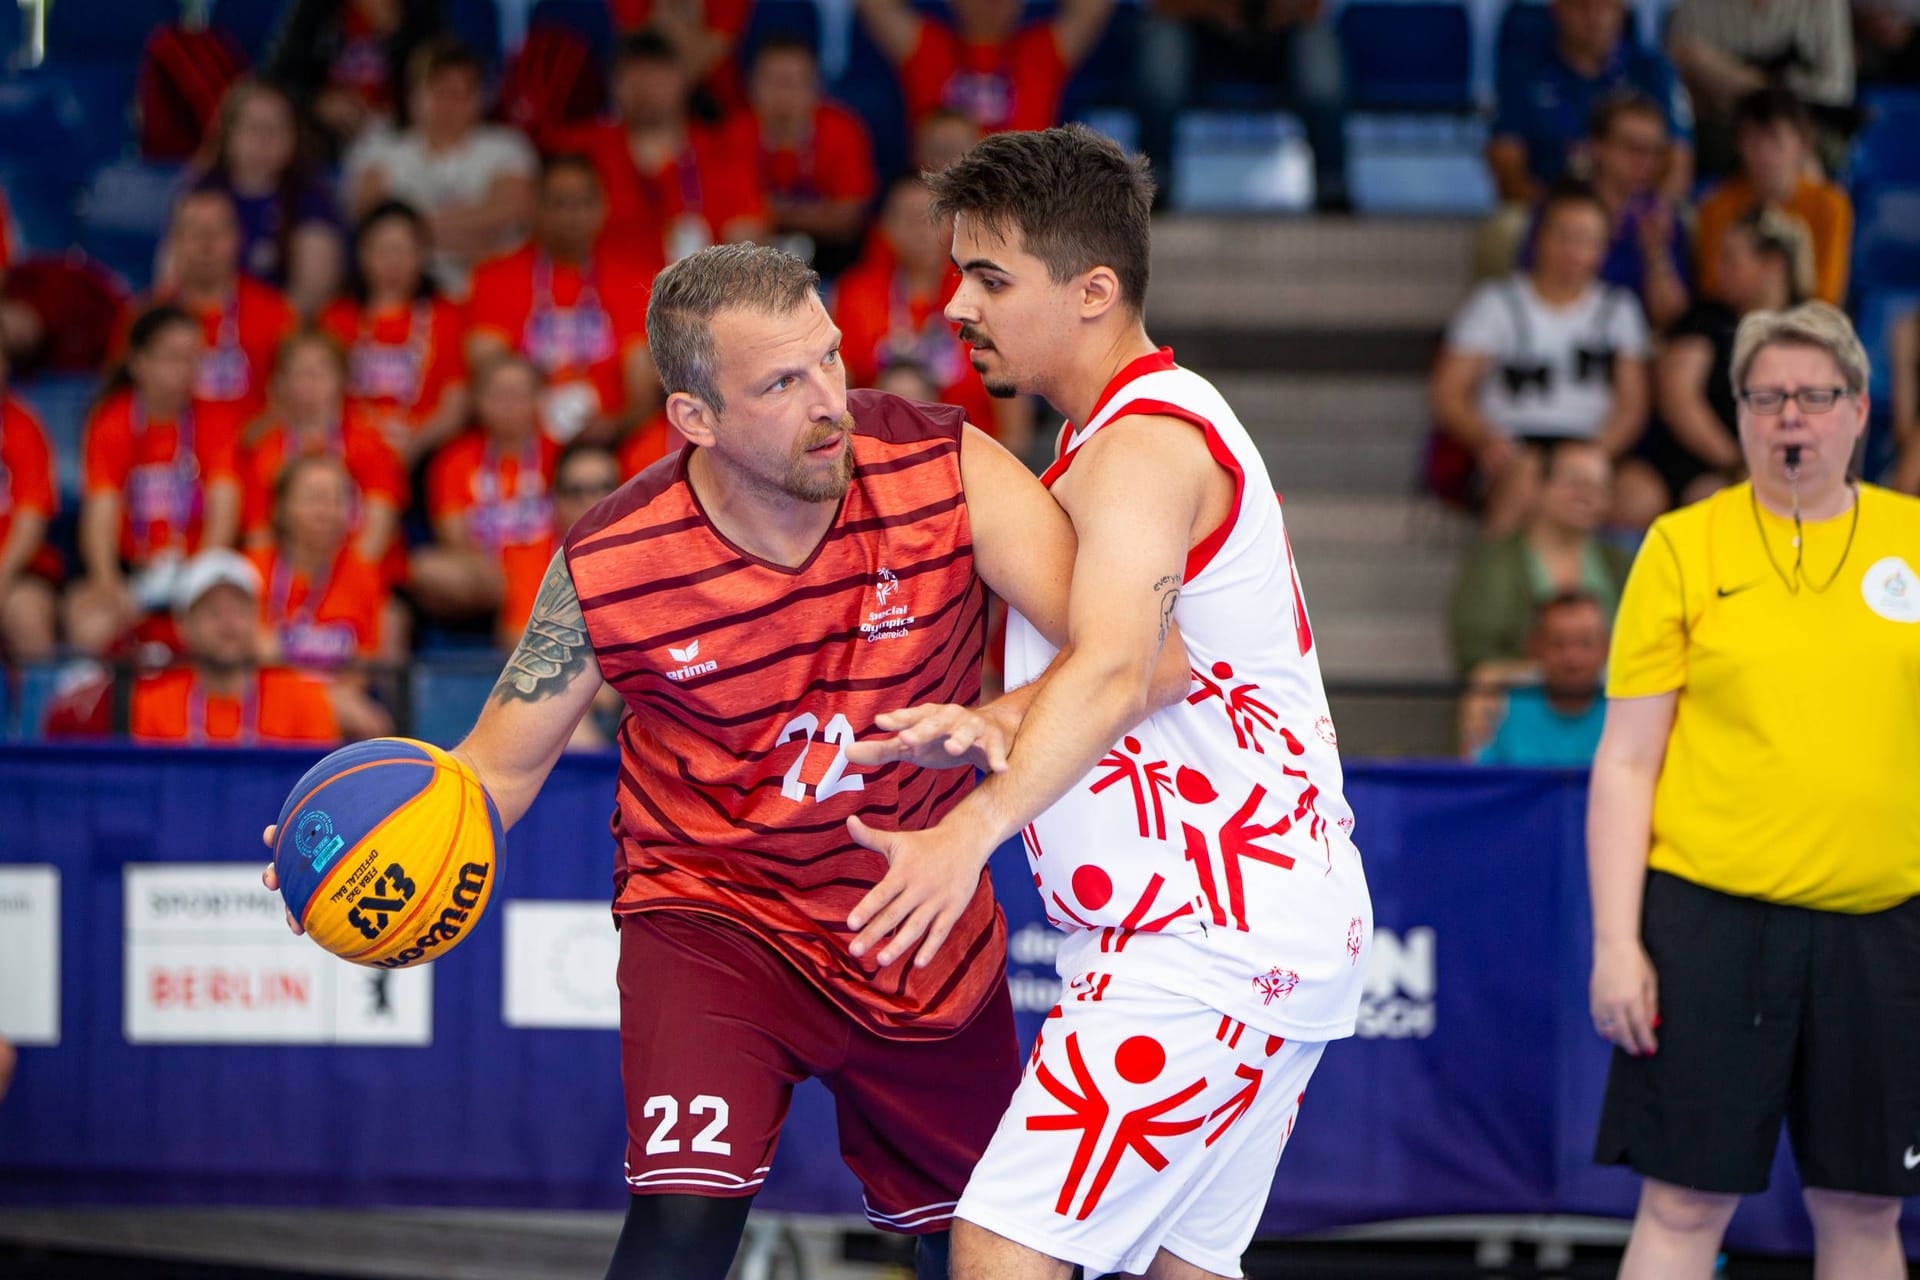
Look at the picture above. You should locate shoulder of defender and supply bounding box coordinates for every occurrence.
[849,387,967,447]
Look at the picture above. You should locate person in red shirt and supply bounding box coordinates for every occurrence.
[608,0,753,114]
[126,188,299,422]
[130,548,340,745]
[467,155,662,446]
[855,0,1113,133]
[414,353,560,645]
[241,330,407,567]
[554,31,770,266]
[320,200,469,469]
[723,36,878,272]
[248,453,394,738]
[0,345,57,663]
[67,305,245,655]
[834,178,1029,453]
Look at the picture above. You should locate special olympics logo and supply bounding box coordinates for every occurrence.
[1253,966,1299,1006]
[875,567,898,605]
[293,809,346,873]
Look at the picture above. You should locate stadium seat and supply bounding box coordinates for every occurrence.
[408,657,502,747]
[8,662,68,741]
[830,19,909,185]
[18,374,100,510]
[1059,0,1137,117]
[0,159,77,255]
[742,0,825,58]
[210,0,291,62]
[1850,88,1920,196]
[1347,113,1497,214]
[446,0,504,68]
[1169,112,1314,213]
[1336,2,1475,112]
[76,159,179,293]
[43,0,177,65]
[528,0,615,59]
[1852,286,1920,480]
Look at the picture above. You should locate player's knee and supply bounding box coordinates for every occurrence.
[1803,1187,1902,1237]
[1637,1179,1740,1237]
[603,1192,753,1280]
[949,1220,1073,1280]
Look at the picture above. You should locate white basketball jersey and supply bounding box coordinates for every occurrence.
[1006,351,1373,1040]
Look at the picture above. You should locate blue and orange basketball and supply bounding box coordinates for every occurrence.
[272,738,504,969]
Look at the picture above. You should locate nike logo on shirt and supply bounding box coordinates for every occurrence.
[1904,1146,1920,1171]
[1716,581,1763,598]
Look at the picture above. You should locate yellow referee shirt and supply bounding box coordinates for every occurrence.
[1609,482,1920,913]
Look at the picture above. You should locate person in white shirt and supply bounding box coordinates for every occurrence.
[1432,179,1652,532]
[344,35,536,293]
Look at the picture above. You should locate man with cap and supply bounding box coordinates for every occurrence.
[129,548,341,746]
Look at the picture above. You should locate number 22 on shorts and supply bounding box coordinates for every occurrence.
[642,1094,732,1155]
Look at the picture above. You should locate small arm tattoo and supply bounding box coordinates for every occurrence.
[492,552,592,704]
[1154,574,1181,645]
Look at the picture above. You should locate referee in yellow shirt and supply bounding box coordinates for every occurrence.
[1587,302,1920,1279]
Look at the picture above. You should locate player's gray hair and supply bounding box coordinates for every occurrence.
[1731,301,1871,399]
[646,244,821,417]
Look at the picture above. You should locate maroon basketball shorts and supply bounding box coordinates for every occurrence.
[616,909,1021,1233]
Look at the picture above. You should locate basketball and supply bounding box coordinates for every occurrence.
[272,738,504,970]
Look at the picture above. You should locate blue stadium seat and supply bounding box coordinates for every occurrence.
[44,0,177,66]
[75,159,178,292]
[9,662,68,741]
[1348,113,1496,214]
[211,0,292,62]
[445,0,504,68]
[1337,2,1475,112]
[0,159,77,255]
[528,0,615,58]
[8,65,137,176]
[409,657,502,747]
[1850,88,1920,196]
[1169,112,1313,212]
[831,18,909,185]
[742,0,825,59]
[17,374,100,510]
[1059,0,1136,116]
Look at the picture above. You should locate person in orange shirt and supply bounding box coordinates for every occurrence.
[414,354,560,645]
[130,548,341,746]
[248,453,394,739]
[128,188,299,422]
[66,306,245,655]
[834,179,1030,454]
[608,0,752,114]
[241,330,407,567]
[724,36,878,273]
[0,344,58,663]
[554,31,770,265]
[320,200,469,470]
[1693,89,1854,307]
[855,0,1113,133]
[467,154,661,446]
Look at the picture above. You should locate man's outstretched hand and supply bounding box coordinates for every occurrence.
[845,704,1013,774]
[845,813,996,970]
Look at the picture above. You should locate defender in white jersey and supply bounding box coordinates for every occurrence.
[839,127,1372,1279]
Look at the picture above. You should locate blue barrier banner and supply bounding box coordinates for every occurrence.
[0,745,1913,1254]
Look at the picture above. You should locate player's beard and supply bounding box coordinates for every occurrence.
[782,414,856,503]
[959,325,1020,398]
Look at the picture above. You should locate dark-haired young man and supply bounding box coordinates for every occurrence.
[841,124,1373,1279]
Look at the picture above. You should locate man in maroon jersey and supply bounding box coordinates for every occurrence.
[265,242,1187,1279]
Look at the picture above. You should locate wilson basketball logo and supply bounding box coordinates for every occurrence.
[369,862,492,970]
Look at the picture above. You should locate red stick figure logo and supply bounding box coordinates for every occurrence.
[1027,1032,1208,1220]
[1089,736,1176,840]
[1253,967,1299,1005]
[1177,767,1300,933]
[1185,661,1279,753]
[1346,916,1364,965]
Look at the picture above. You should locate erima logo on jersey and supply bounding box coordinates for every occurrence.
[664,639,719,681]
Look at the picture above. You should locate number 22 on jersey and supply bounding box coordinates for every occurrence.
[777,711,865,803]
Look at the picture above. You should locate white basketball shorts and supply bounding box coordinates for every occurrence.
[955,975,1326,1277]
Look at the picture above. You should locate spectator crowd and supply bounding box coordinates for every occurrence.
[0,0,1915,763]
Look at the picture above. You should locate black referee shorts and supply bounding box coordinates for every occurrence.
[1594,870,1920,1197]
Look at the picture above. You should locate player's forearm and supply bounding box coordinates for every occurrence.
[949,641,1159,850]
[1587,748,1657,949]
